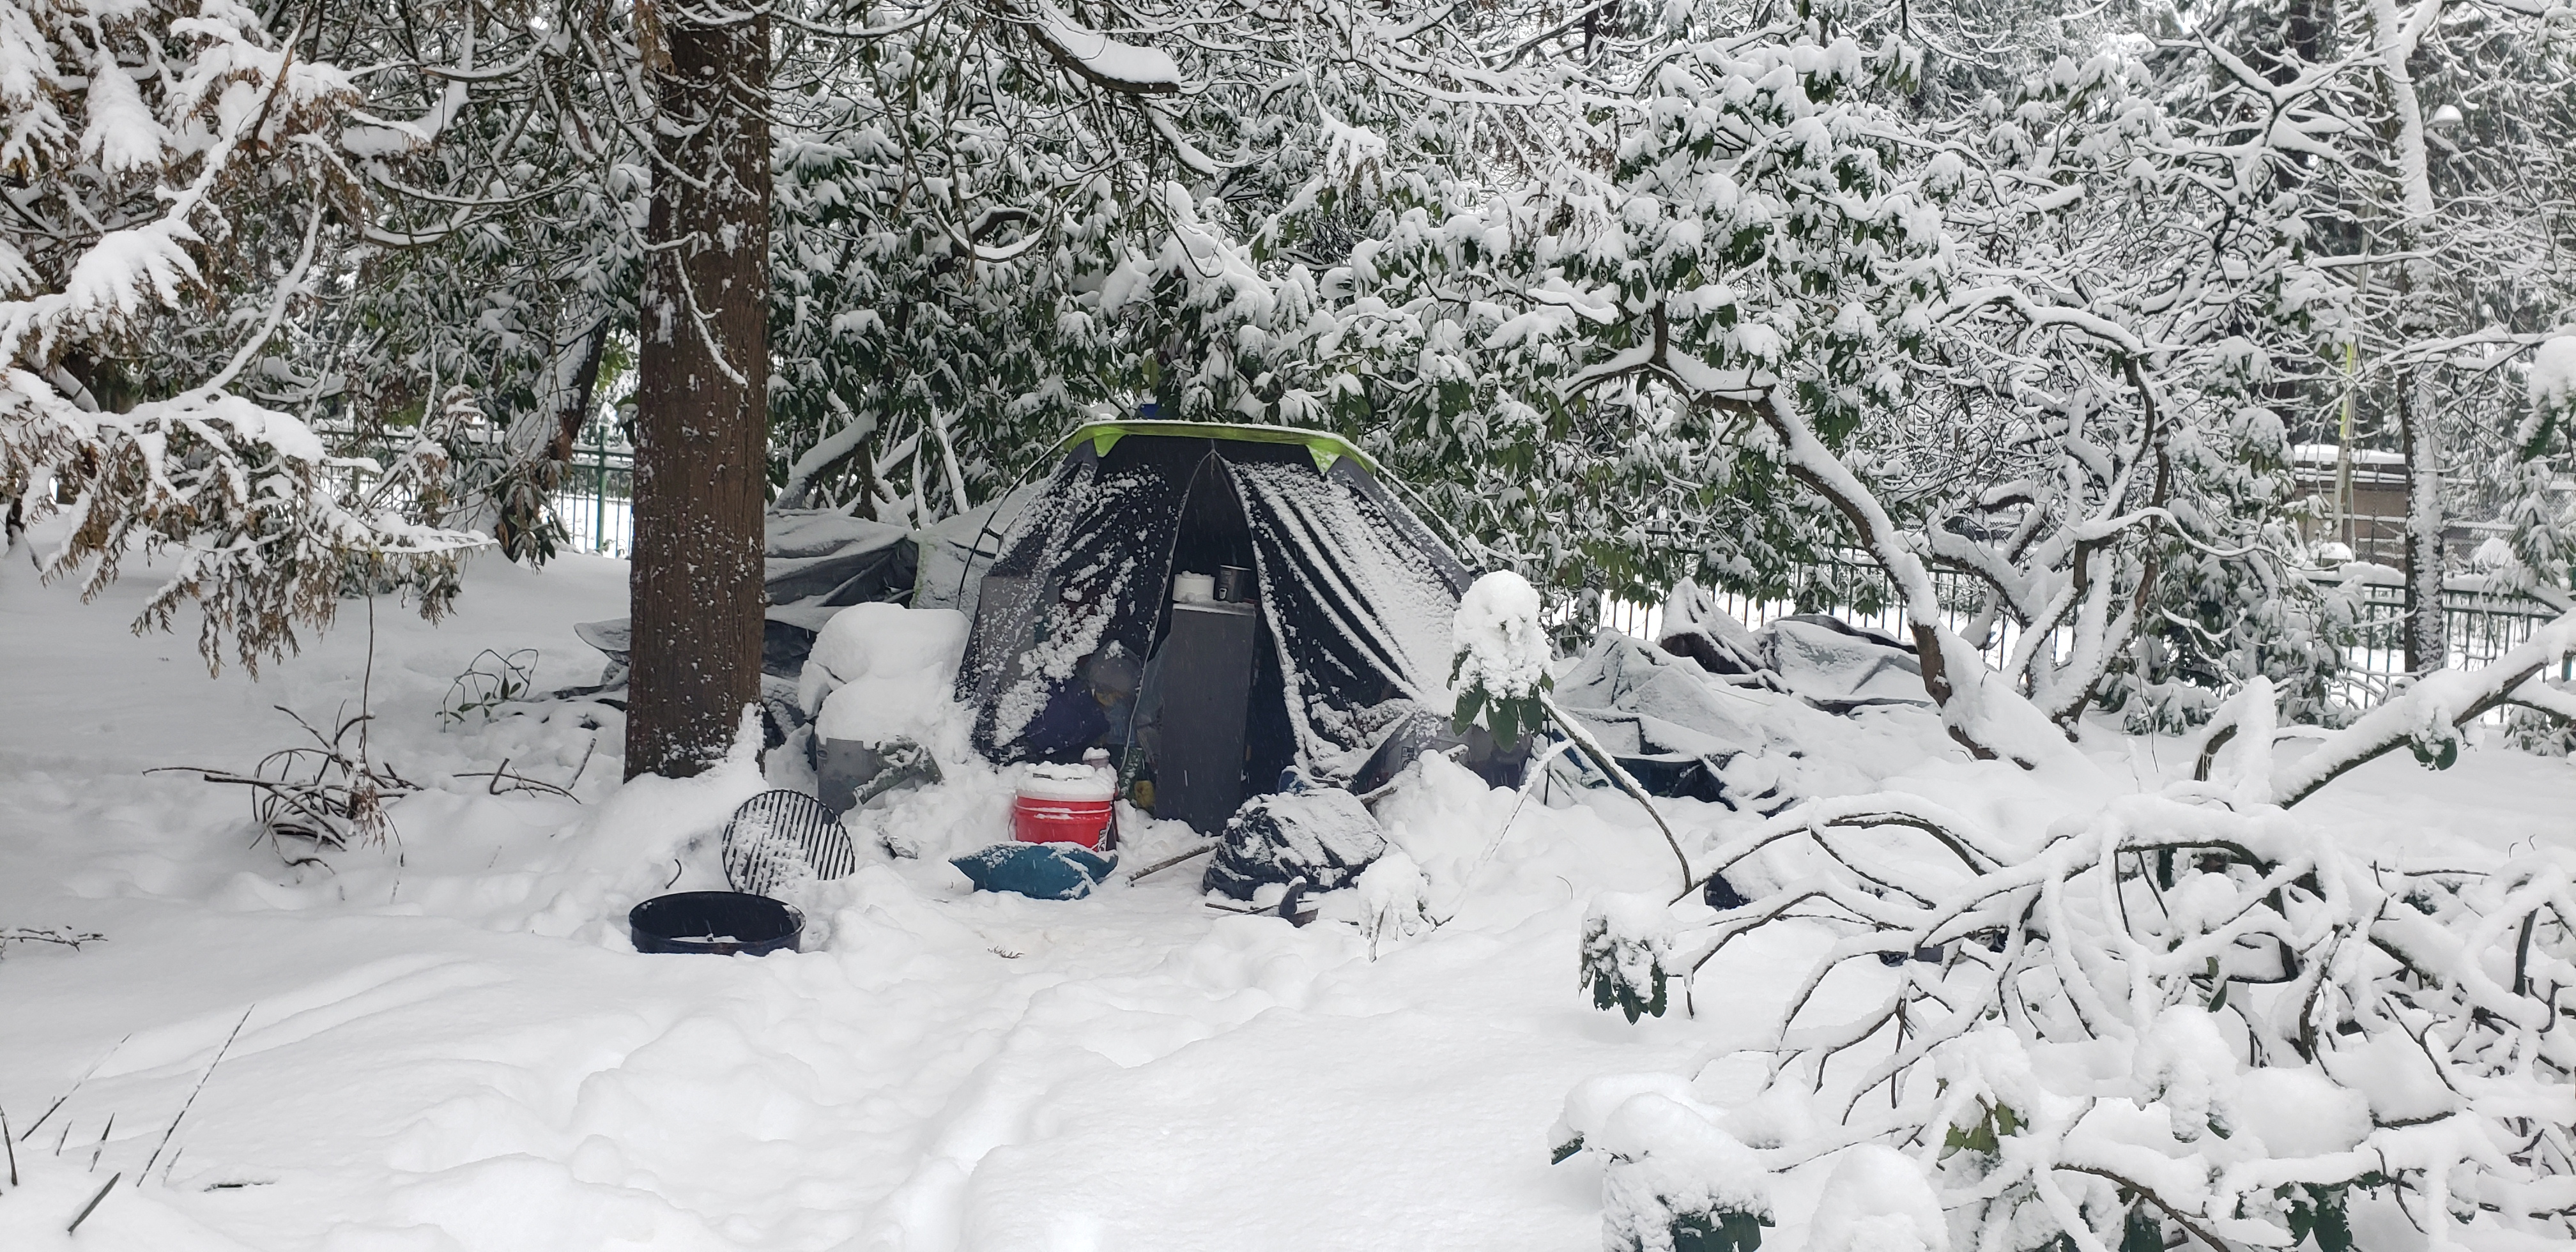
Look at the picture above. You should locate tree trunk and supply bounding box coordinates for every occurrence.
[548,320,610,466]
[627,9,771,779]
[2400,366,2446,675]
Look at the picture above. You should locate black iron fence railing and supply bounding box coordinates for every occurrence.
[553,441,634,557]
[1592,562,2571,713]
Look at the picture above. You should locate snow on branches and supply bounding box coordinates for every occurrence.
[1575,782,2576,1251]
[1451,569,1550,745]
[0,1,484,669]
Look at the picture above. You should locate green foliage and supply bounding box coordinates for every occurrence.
[441,650,541,726]
[2281,1182,2353,1252]
[1581,910,1671,1023]
[1451,669,1552,751]
[2407,721,2464,771]
[1669,1209,1770,1252]
[1940,1099,2022,1157]
[2120,1205,2164,1252]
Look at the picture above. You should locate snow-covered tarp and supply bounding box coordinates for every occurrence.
[576,510,932,695]
[1549,632,1814,812]
[1658,581,1931,713]
[763,510,914,607]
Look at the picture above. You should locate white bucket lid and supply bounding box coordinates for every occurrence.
[1019,763,1116,801]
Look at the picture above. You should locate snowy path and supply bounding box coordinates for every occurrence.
[0,800,1709,1251]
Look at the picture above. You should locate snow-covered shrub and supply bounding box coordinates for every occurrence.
[1581,892,1676,1024]
[1579,782,2576,1250]
[1554,1077,1777,1252]
[2529,337,2576,427]
[2110,551,2358,735]
[162,705,420,859]
[2501,705,2576,760]
[1452,570,1551,749]
[1808,1145,1946,1252]
[1354,848,1432,958]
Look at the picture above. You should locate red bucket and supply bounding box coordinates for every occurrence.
[1013,765,1116,849]
[1013,795,1113,848]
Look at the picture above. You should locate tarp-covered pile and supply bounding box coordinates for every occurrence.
[1544,581,1934,811]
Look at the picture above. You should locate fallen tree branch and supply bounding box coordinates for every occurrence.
[1540,691,1693,891]
[2272,608,2576,806]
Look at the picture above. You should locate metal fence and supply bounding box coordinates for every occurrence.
[2331,576,2572,705]
[316,423,638,559]
[1592,561,2571,712]
[553,443,634,558]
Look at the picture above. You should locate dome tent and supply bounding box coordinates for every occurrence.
[954,420,1483,833]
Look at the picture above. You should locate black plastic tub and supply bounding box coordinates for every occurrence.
[629,891,802,956]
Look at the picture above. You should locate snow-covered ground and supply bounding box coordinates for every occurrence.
[3,547,2571,1251]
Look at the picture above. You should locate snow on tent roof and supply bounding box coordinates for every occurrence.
[959,423,1471,792]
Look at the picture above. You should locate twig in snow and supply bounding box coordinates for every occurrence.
[453,756,578,798]
[66,1172,119,1234]
[1433,737,1581,926]
[138,1006,253,1186]
[1538,691,1692,891]
[0,926,105,956]
[1124,841,1215,882]
[22,1033,130,1143]
[20,1097,63,1144]
[88,1113,112,1172]
[3,1104,18,1187]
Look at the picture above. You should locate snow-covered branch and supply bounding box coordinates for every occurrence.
[2265,608,2576,807]
[1583,785,2576,1250]
[0,0,488,669]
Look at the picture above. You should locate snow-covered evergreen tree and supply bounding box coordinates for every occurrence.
[0,0,485,669]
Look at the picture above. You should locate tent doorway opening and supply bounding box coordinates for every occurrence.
[1134,451,1300,832]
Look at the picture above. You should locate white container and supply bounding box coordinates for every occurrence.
[1172,572,1215,605]
[1018,763,1117,802]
